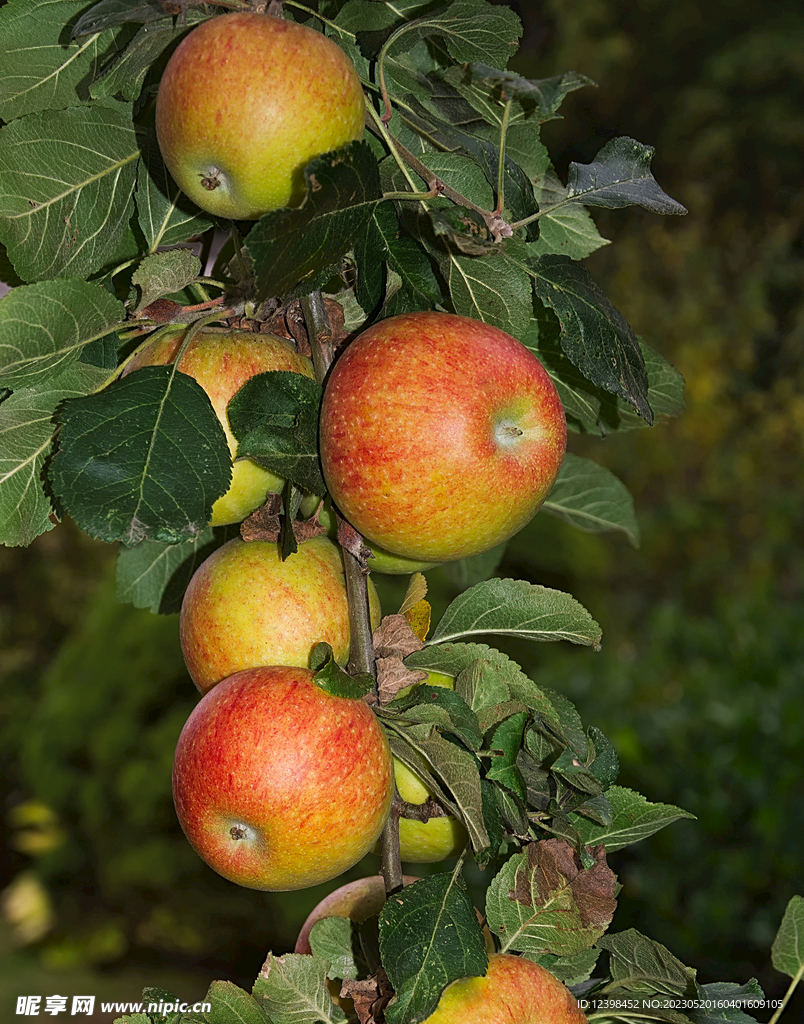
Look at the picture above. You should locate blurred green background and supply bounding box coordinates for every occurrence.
[2,0,802,1018]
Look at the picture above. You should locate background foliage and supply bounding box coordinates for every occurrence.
[1,0,802,1017]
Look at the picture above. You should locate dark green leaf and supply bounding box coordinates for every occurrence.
[598,929,699,997]
[572,786,695,853]
[49,366,231,544]
[227,370,324,495]
[391,684,483,750]
[587,726,620,788]
[690,981,766,1024]
[313,643,374,699]
[132,248,201,313]
[384,0,521,70]
[73,0,180,36]
[485,712,528,798]
[567,137,688,216]
[379,872,489,1024]
[530,254,653,424]
[308,916,363,982]
[246,142,382,301]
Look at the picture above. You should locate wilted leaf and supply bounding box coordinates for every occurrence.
[486,840,616,957]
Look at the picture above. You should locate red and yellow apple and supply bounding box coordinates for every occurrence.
[180,534,382,693]
[319,311,567,562]
[124,328,314,526]
[155,12,366,219]
[422,953,588,1024]
[172,666,393,891]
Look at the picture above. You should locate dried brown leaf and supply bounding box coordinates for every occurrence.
[341,968,394,1024]
[516,839,617,929]
[377,656,428,705]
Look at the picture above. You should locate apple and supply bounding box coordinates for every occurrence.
[319,311,567,562]
[172,666,393,891]
[421,953,588,1024]
[123,328,314,527]
[392,671,469,863]
[180,534,381,693]
[155,12,366,219]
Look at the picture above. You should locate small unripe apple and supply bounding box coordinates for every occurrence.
[422,953,588,1024]
[180,535,381,693]
[124,328,314,526]
[393,671,469,863]
[172,666,394,891]
[155,12,366,219]
[319,311,567,562]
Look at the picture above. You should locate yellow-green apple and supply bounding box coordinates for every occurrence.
[421,953,588,1024]
[180,534,381,693]
[155,12,366,219]
[319,311,567,562]
[124,328,314,526]
[172,666,393,891]
[392,671,469,863]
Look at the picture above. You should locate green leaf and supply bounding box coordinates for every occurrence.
[567,137,688,216]
[428,577,603,648]
[523,315,684,434]
[689,981,766,1024]
[486,841,617,957]
[389,683,483,751]
[485,712,528,798]
[140,987,185,1024]
[0,362,107,547]
[445,239,534,336]
[379,871,489,1024]
[530,254,652,424]
[454,64,595,122]
[49,366,231,544]
[0,104,139,282]
[137,127,216,252]
[308,916,363,982]
[132,248,201,313]
[90,14,204,104]
[530,168,610,260]
[542,453,640,546]
[0,280,124,388]
[204,979,271,1024]
[227,370,325,495]
[587,726,620,789]
[384,0,521,70]
[254,953,347,1024]
[73,0,179,36]
[114,527,232,614]
[572,786,695,853]
[246,141,382,301]
[0,0,128,121]
[771,894,804,979]
[598,929,699,997]
[526,945,601,986]
[312,643,374,699]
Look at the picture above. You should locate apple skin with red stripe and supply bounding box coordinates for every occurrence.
[319,311,567,563]
[172,666,393,891]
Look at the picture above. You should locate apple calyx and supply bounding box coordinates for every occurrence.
[200,170,222,192]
